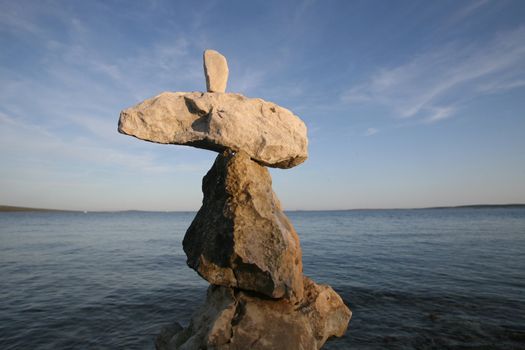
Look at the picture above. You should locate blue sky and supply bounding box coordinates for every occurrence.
[1,0,524,211]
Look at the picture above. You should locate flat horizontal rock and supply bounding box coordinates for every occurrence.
[156,276,351,350]
[183,150,304,301]
[118,92,308,169]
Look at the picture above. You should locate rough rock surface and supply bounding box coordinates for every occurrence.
[156,276,351,350]
[203,49,229,93]
[118,91,308,169]
[156,322,183,350]
[183,150,304,301]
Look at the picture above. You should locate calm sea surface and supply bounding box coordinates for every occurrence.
[1,208,524,349]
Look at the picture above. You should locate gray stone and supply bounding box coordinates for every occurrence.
[158,276,351,350]
[203,49,229,92]
[155,322,183,350]
[118,92,308,169]
[183,150,304,301]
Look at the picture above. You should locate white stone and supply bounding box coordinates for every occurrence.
[118,92,308,168]
[203,50,229,92]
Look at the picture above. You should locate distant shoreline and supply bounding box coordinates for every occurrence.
[1,204,524,213]
[0,205,75,212]
[422,204,525,210]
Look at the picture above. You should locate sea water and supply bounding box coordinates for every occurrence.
[0,208,524,349]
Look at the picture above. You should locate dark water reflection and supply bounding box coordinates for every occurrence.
[0,208,524,349]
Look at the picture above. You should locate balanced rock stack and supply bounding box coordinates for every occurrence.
[118,49,351,349]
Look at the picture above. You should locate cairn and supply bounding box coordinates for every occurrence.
[118,50,351,350]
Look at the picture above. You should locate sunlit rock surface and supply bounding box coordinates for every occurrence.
[203,49,229,93]
[183,150,304,301]
[118,92,308,169]
[157,277,351,350]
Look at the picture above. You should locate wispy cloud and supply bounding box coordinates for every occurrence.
[448,0,490,23]
[0,2,45,35]
[342,25,525,123]
[0,3,208,179]
[477,78,525,94]
[0,111,207,175]
[229,69,266,95]
[365,128,379,136]
[0,114,124,168]
[424,106,456,124]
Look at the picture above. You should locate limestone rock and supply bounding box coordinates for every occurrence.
[118,92,308,169]
[156,322,183,350]
[203,49,229,92]
[183,150,304,301]
[156,276,351,350]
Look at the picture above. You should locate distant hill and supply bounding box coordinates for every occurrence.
[0,205,72,212]
[425,204,525,209]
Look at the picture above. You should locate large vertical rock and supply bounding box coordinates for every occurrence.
[157,276,352,350]
[183,150,304,301]
[118,49,351,349]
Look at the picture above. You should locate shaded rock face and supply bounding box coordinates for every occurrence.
[183,150,304,301]
[158,276,351,350]
[156,322,183,350]
[203,49,229,93]
[118,92,307,169]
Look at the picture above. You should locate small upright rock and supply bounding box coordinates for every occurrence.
[204,49,229,92]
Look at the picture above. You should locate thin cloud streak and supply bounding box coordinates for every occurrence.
[424,106,455,124]
[448,0,490,23]
[365,128,379,136]
[478,79,525,94]
[342,25,525,123]
[0,113,206,175]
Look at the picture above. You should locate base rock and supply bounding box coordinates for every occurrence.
[156,276,351,350]
[183,150,304,301]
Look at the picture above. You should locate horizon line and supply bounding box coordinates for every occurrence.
[1,203,525,213]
